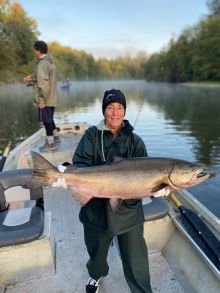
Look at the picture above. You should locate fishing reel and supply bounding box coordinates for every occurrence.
[25,81,33,87]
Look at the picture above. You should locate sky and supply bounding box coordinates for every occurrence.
[19,0,209,59]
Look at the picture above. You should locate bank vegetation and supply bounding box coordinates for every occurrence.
[0,0,219,83]
[144,0,220,82]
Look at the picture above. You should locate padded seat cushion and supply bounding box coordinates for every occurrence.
[143,197,169,222]
[0,207,44,247]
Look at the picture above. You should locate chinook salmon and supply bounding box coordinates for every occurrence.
[24,151,211,211]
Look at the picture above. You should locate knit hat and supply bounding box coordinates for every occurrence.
[102,89,126,114]
[33,40,48,54]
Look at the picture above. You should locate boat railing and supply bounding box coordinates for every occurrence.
[178,190,220,234]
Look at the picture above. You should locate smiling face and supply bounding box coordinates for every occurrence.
[104,102,125,134]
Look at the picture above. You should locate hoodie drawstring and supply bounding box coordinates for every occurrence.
[101,128,106,163]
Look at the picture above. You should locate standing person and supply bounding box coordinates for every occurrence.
[24,40,59,152]
[70,89,156,293]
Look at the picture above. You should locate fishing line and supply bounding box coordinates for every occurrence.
[133,101,144,129]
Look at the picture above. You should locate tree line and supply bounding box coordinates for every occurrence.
[0,0,38,82]
[144,0,220,82]
[1,0,219,83]
[49,42,147,80]
[0,0,147,83]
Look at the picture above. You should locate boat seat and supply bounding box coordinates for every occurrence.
[0,169,44,248]
[142,197,169,221]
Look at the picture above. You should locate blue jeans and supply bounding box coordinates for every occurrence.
[38,107,56,136]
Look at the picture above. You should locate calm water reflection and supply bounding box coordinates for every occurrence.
[0,80,220,217]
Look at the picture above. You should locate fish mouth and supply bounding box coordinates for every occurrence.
[194,167,210,179]
[196,170,210,179]
[185,168,211,187]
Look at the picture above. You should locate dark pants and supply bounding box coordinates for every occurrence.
[83,225,152,293]
[38,107,56,136]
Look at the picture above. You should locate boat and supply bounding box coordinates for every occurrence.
[0,122,219,292]
[60,80,71,89]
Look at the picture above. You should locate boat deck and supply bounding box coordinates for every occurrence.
[26,128,84,167]
[3,188,184,293]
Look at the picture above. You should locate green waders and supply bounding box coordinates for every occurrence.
[83,224,152,293]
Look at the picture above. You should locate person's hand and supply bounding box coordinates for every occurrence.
[23,75,32,82]
[52,178,67,189]
[57,164,67,173]
[38,101,46,109]
[153,187,171,197]
[51,165,68,189]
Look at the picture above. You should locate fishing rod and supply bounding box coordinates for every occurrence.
[133,101,144,128]
[170,192,220,271]
[0,141,11,171]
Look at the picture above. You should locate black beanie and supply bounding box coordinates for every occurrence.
[102,89,126,114]
[33,40,48,54]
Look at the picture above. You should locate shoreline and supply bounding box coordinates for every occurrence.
[180,82,220,88]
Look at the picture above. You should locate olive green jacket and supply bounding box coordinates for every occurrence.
[72,119,147,236]
[32,54,58,107]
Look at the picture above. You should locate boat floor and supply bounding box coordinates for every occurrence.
[2,188,184,293]
[28,134,83,164]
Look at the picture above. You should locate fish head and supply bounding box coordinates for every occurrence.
[168,160,211,189]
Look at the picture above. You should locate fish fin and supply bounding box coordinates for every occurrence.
[151,184,167,193]
[78,196,92,206]
[23,151,58,189]
[68,187,92,206]
[112,156,125,163]
[31,151,57,172]
[109,198,123,212]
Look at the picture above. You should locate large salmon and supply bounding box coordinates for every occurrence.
[24,151,211,210]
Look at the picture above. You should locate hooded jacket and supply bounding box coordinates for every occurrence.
[32,54,58,107]
[72,119,147,236]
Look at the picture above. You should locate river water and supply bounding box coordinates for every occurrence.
[0,80,220,218]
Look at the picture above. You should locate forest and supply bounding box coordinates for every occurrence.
[0,0,219,83]
[144,0,220,82]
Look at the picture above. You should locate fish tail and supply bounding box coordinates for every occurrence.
[23,151,58,189]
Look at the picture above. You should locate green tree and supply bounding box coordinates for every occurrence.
[5,1,38,65]
[144,5,220,83]
[0,0,16,78]
[0,0,38,81]
[192,16,220,80]
[207,0,220,16]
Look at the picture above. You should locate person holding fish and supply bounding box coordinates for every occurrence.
[26,88,210,292]
[70,89,168,293]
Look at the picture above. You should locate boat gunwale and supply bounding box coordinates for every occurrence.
[177,190,220,234]
[172,214,220,280]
